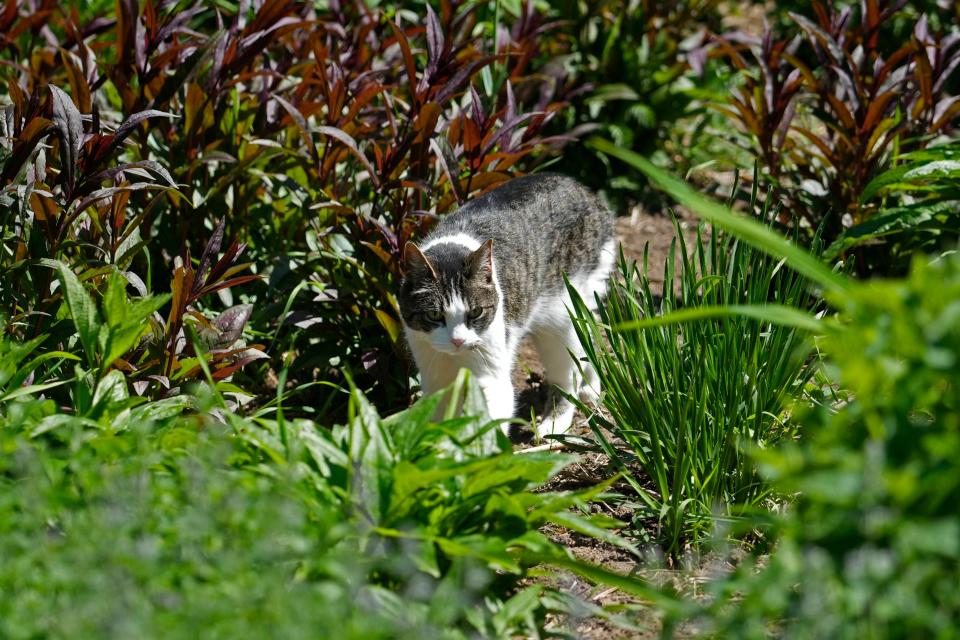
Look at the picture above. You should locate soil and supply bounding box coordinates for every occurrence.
[510,209,710,638]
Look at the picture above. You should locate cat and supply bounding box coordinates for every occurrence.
[398,173,615,436]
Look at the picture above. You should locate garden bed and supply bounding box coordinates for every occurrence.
[2,1,958,637]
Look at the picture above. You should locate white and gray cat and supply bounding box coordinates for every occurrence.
[398,173,615,436]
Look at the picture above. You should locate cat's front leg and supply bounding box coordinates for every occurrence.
[476,373,515,433]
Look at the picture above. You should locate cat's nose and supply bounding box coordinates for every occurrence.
[450,337,465,348]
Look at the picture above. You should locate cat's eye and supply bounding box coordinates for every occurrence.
[467,307,483,320]
[425,309,444,322]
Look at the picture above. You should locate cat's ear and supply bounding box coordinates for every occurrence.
[467,239,494,282]
[403,242,438,279]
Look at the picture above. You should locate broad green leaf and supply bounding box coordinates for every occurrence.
[29,413,100,437]
[103,270,129,326]
[100,272,169,371]
[382,390,444,456]
[484,493,529,523]
[131,395,194,422]
[297,421,349,478]
[862,157,960,202]
[42,259,101,367]
[825,201,958,258]
[89,369,129,417]
[0,333,47,388]
[347,380,394,524]
[462,454,570,498]
[492,586,543,636]
[435,535,519,573]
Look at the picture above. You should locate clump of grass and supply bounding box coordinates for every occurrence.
[610,139,960,640]
[568,180,822,558]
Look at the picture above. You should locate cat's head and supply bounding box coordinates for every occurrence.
[398,239,499,354]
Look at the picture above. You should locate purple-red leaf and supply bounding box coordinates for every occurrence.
[72,182,174,217]
[89,160,177,189]
[215,304,253,346]
[470,84,487,126]
[434,57,493,105]
[114,109,177,143]
[49,85,83,195]
[425,4,444,70]
[429,137,465,203]
[197,218,226,285]
[314,125,380,187]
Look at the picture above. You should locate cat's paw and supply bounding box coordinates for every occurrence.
[577,382,601,406]
[537,407,574,437]
[576,363,602,406]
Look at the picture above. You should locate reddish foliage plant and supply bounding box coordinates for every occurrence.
[713,0,960,245]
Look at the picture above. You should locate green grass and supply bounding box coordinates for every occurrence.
[567,188,820,556]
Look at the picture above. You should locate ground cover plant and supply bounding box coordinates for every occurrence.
[0,359,643,638]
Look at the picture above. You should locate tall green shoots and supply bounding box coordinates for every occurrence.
[568,179,821,558]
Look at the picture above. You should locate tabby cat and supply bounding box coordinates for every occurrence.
[398,174,615,435]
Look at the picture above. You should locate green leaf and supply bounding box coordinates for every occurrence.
[435,535,519,573]
[131,395,194,422]
[89,369,130,419]
[0,379,70,402]
[103,269,128,325]
[546,510,640,558]
[100,271,169,372]
[0,333,47,389]
[297,421,349,478]
[492,586,542,636]
[42,259,102,368]
[462,453,571,497]
[862,158,960,202]
[346,379,395,524]
[382,389,445,456]
[29,413,99,437]
[612,303,827,334]
[824,201,958,258]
